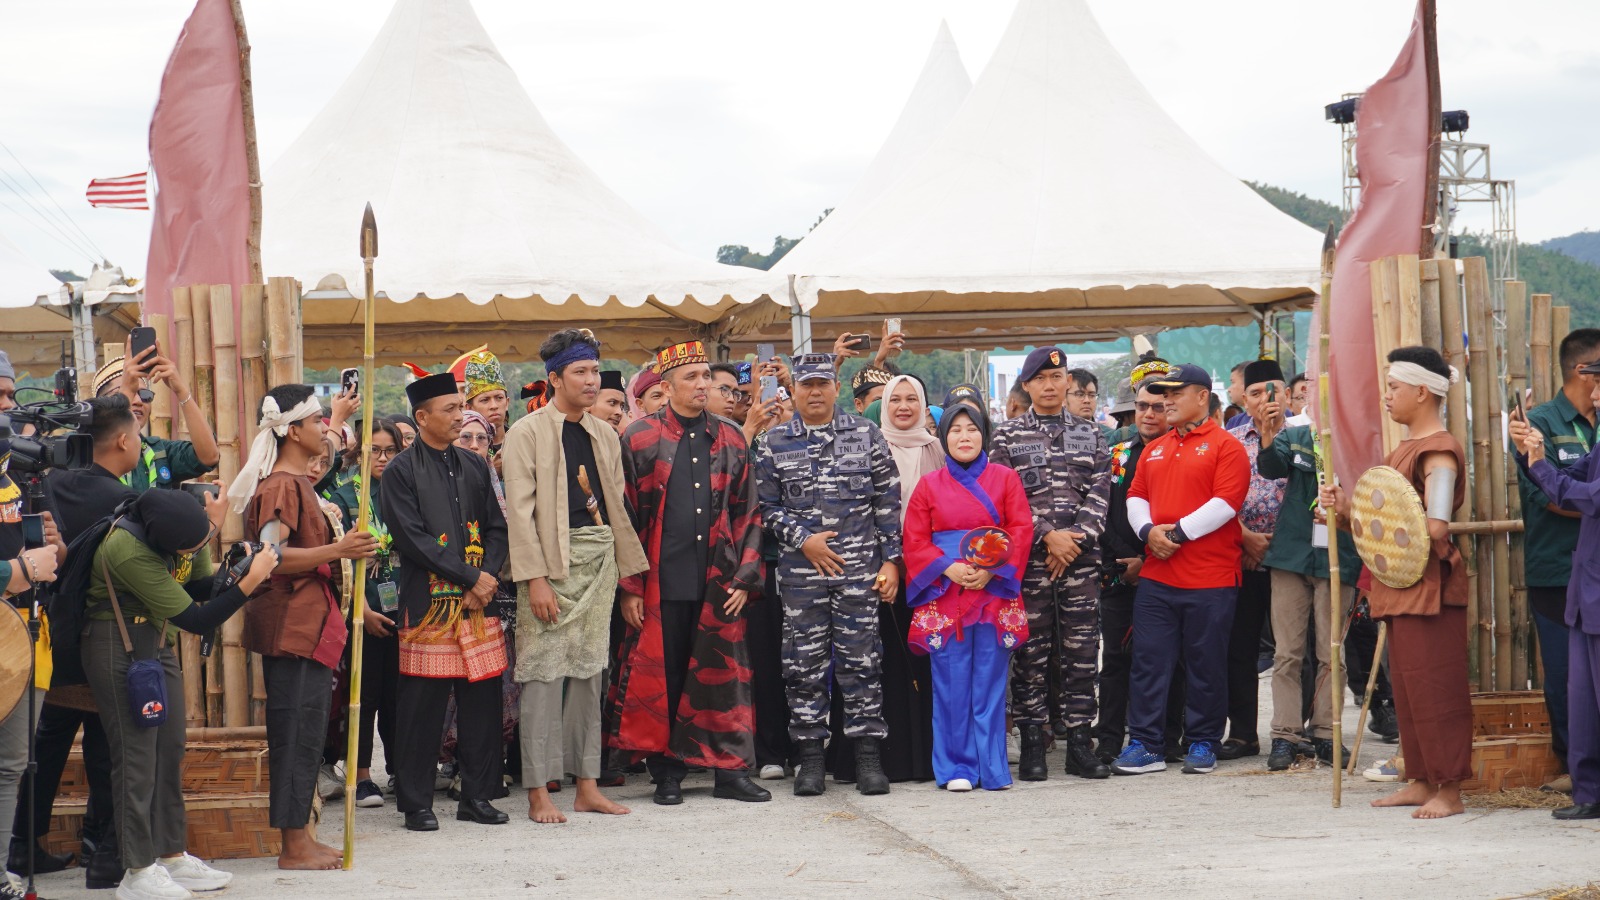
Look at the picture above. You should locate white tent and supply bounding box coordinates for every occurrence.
[0,235,139,372]
[262,0,782,366]
[758,0,1322,352]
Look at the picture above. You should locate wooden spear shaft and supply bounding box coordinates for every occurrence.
[1318,224,1343,808]
[343,205,379,868]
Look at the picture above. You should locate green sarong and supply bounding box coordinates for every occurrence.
[514,525,618,683]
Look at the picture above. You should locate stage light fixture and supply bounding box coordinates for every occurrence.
[1325,98,1359,125]
[1441,110,1470,134]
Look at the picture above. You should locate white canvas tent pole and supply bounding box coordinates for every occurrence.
[788,275,812,355]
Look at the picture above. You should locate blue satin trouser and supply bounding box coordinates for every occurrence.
[930,623,1013,790]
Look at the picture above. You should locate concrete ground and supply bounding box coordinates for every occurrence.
[28,687,1597,900]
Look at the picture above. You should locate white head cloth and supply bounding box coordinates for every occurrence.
[227,395,326,513]
[1387,361,1458,398]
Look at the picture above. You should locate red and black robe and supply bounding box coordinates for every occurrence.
[610,407,763,769]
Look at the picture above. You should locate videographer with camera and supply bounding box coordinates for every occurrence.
[82,467,274,899]
[91,336,219,493]
[228,384,377,871]
[11,394,144,889]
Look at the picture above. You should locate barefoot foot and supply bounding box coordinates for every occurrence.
[278,849,341,871]
[1371,781,1436,808]
[1413,783,1464,819]
[573,787,631,816]
[527,788,568,824]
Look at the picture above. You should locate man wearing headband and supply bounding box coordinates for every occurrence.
[1514,353,1600,821]
[755,353,903,798]
[380,371,511,831]
[1324,346,1470,819]
[596,370,629,434]
[1514,328,1600,795]
[92,339,220,494]
[1256,371,1374,773]
[502,330,646,824]
[989,346,1113,781]
[613,339,769,805]
[1113,363,1251,778]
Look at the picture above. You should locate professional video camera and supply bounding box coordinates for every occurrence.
[0,361,95,474]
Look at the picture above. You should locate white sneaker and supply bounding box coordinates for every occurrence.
[158,853,232,892]
[758,764,785,780]
[116,864,193,900]
[946,778,973,792]
[1006,727,1021,764]
[317,763,345,800]
[1363,758,1402,783]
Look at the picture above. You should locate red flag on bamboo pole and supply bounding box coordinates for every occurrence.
[1323,0,1440,489]
[143,0,251,325]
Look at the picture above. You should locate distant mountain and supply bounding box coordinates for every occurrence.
[1247,182,1600,329]
[1543,231,1600,268]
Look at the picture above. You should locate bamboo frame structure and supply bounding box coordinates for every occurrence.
[1437,260,1474,650]
[1419,259,1442,349]
[240,284,271,727]
[173,286,206,727]
[1553,306,1572,390]
[1370,257,1403,451]
[173,288,195,442]
[266,277,299,388]
[1318,231,1343,808]
[192,284,216,444]
[1463,258,1496,690]
[1504,281,1529,689]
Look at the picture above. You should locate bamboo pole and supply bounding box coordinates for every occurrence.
[1463,258,1496,690]
[148,313,173,439]
[1485,276,1513,690]
[192,283,216,452]
[211,285,249,727]
[229,0,264,287]
[1438,260,1475,655]
[1530,294,1553,405]
[186,726,267,742]
[344,206,379,868]
[291,279,304,382]
[1396,254,1423,347]
[173,288,195,442]
[266,277,299,387]
[1371,256,1402,451]
[1553,306,1572,391]
[1419,259,1443,349]
[1318,230,1342,809]
[1447,519,1524,535]
[1504,280,1529,689]
[239,282,271,727]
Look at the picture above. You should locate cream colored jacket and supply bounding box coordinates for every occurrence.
[501,403,648,583]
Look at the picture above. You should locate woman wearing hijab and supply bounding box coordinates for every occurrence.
[84,489,279,895]
[904,398,1034,791]
[827,375,941,784]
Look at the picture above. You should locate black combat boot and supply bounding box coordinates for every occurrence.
[1018,724,1049,781]
[854,738,891,796]
[8,837,73,876]
[792,739,826,797]
[84,829,123,890]
[1064,726,1111,779]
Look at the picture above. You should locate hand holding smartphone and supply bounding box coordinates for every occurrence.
[129,326,158,366]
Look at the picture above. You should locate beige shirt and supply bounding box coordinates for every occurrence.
[501,403,648,584]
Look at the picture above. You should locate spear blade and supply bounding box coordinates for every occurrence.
[360,202,378,260]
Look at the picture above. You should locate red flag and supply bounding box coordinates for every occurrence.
[143,0,249,325]
[86,172,150,210]
[1324,1,1435,488]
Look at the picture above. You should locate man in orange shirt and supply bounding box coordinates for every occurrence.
[1110,364,1252,777]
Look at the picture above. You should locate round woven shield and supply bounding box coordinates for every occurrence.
[1350,466,1429,589]
[0,605,31,723]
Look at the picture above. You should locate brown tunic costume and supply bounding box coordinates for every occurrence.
[1367,431,1473,785]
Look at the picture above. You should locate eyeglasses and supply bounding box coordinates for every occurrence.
[1134,402,1166,414]
[1067,390,1099,401]
[369,446,399,459]
[456,433,491,446]
[714,385,738,398]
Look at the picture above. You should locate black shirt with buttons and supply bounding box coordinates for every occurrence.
[659,410,714,602]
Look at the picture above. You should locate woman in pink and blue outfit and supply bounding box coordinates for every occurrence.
[903,397,1033,790]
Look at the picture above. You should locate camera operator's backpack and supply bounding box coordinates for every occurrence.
[47,497,136,687]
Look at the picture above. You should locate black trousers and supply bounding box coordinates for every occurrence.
[395,674,503,812]
[1344,604,1393,705]
[646,596,747,782]
[262,656,333,830]
[1096,582,1185,749]
[749,567,792,769]
[1224,570,1272,744]
[10,702,113,850]
[357,632,400,772]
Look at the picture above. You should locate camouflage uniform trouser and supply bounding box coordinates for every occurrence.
[782,576,887,742]
[1011,557,1101,728]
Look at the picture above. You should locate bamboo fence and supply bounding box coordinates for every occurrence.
[1369,254,1572,691]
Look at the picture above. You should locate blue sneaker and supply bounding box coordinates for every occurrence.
[1110,740,1167,775]
[1182,741,1217,774]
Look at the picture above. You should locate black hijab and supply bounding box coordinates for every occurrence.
[126,489,211,557]
[938,400,991,464]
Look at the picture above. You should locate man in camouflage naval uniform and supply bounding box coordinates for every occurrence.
[990,346,1113,781]
[755,353,903,798]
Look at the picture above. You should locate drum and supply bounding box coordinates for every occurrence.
[0,604,32,722]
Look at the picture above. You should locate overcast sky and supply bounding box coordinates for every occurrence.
[2,0,1596,279]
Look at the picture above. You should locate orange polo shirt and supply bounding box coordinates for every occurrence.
[1128,420,1251,590]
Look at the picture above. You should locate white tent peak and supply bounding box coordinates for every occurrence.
[262,0,778,308]
[777,0,1321,303]
[780,20,971,276]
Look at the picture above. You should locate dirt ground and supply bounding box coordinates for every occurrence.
[28,687,1597,899]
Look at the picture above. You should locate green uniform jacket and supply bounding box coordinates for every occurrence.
[1518,391,1596,588]
[123,435,213,493]
[88,529,214,639]
[1256,424,1362,580]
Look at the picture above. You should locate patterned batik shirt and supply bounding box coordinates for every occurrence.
[1227,422,1286,572]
